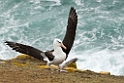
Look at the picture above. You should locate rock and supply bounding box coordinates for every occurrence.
[3,54,111,75]
[99,71,111,75]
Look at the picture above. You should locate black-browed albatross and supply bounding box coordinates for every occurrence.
[5,7,78,71]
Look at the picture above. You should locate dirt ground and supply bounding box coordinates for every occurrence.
[0,55,124,83]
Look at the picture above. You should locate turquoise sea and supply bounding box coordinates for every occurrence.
[0,0,124,75]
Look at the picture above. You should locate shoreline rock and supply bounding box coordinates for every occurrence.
[0,54,124,83]
[2,54,111,75]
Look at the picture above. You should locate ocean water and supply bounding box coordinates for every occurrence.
[0,0,124,75]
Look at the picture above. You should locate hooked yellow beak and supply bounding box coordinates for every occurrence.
[61,43,67,50]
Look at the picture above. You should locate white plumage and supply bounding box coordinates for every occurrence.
[44,38,67,70]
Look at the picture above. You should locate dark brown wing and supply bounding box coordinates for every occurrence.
[62,7,78,58]
[45,51,54,61]
[5,7,78,61]
[5,41,44,61]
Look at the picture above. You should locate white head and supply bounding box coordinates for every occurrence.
[53,38,67,50]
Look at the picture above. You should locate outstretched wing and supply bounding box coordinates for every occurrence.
[5,41,44,61]
[4,7,78,61]
[62,7,78,58]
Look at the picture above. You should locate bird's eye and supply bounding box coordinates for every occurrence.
[57,41,61,43]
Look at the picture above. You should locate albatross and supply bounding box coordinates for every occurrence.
[5,7,78,71]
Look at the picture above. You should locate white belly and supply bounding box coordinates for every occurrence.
[50,51,66,66]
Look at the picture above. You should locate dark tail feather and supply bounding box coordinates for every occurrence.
[5,41,44,61]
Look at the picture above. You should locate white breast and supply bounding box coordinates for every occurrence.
[50,47,66,65]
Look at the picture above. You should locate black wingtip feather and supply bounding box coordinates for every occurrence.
[5,41,44,61]
[62,7,78,59]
